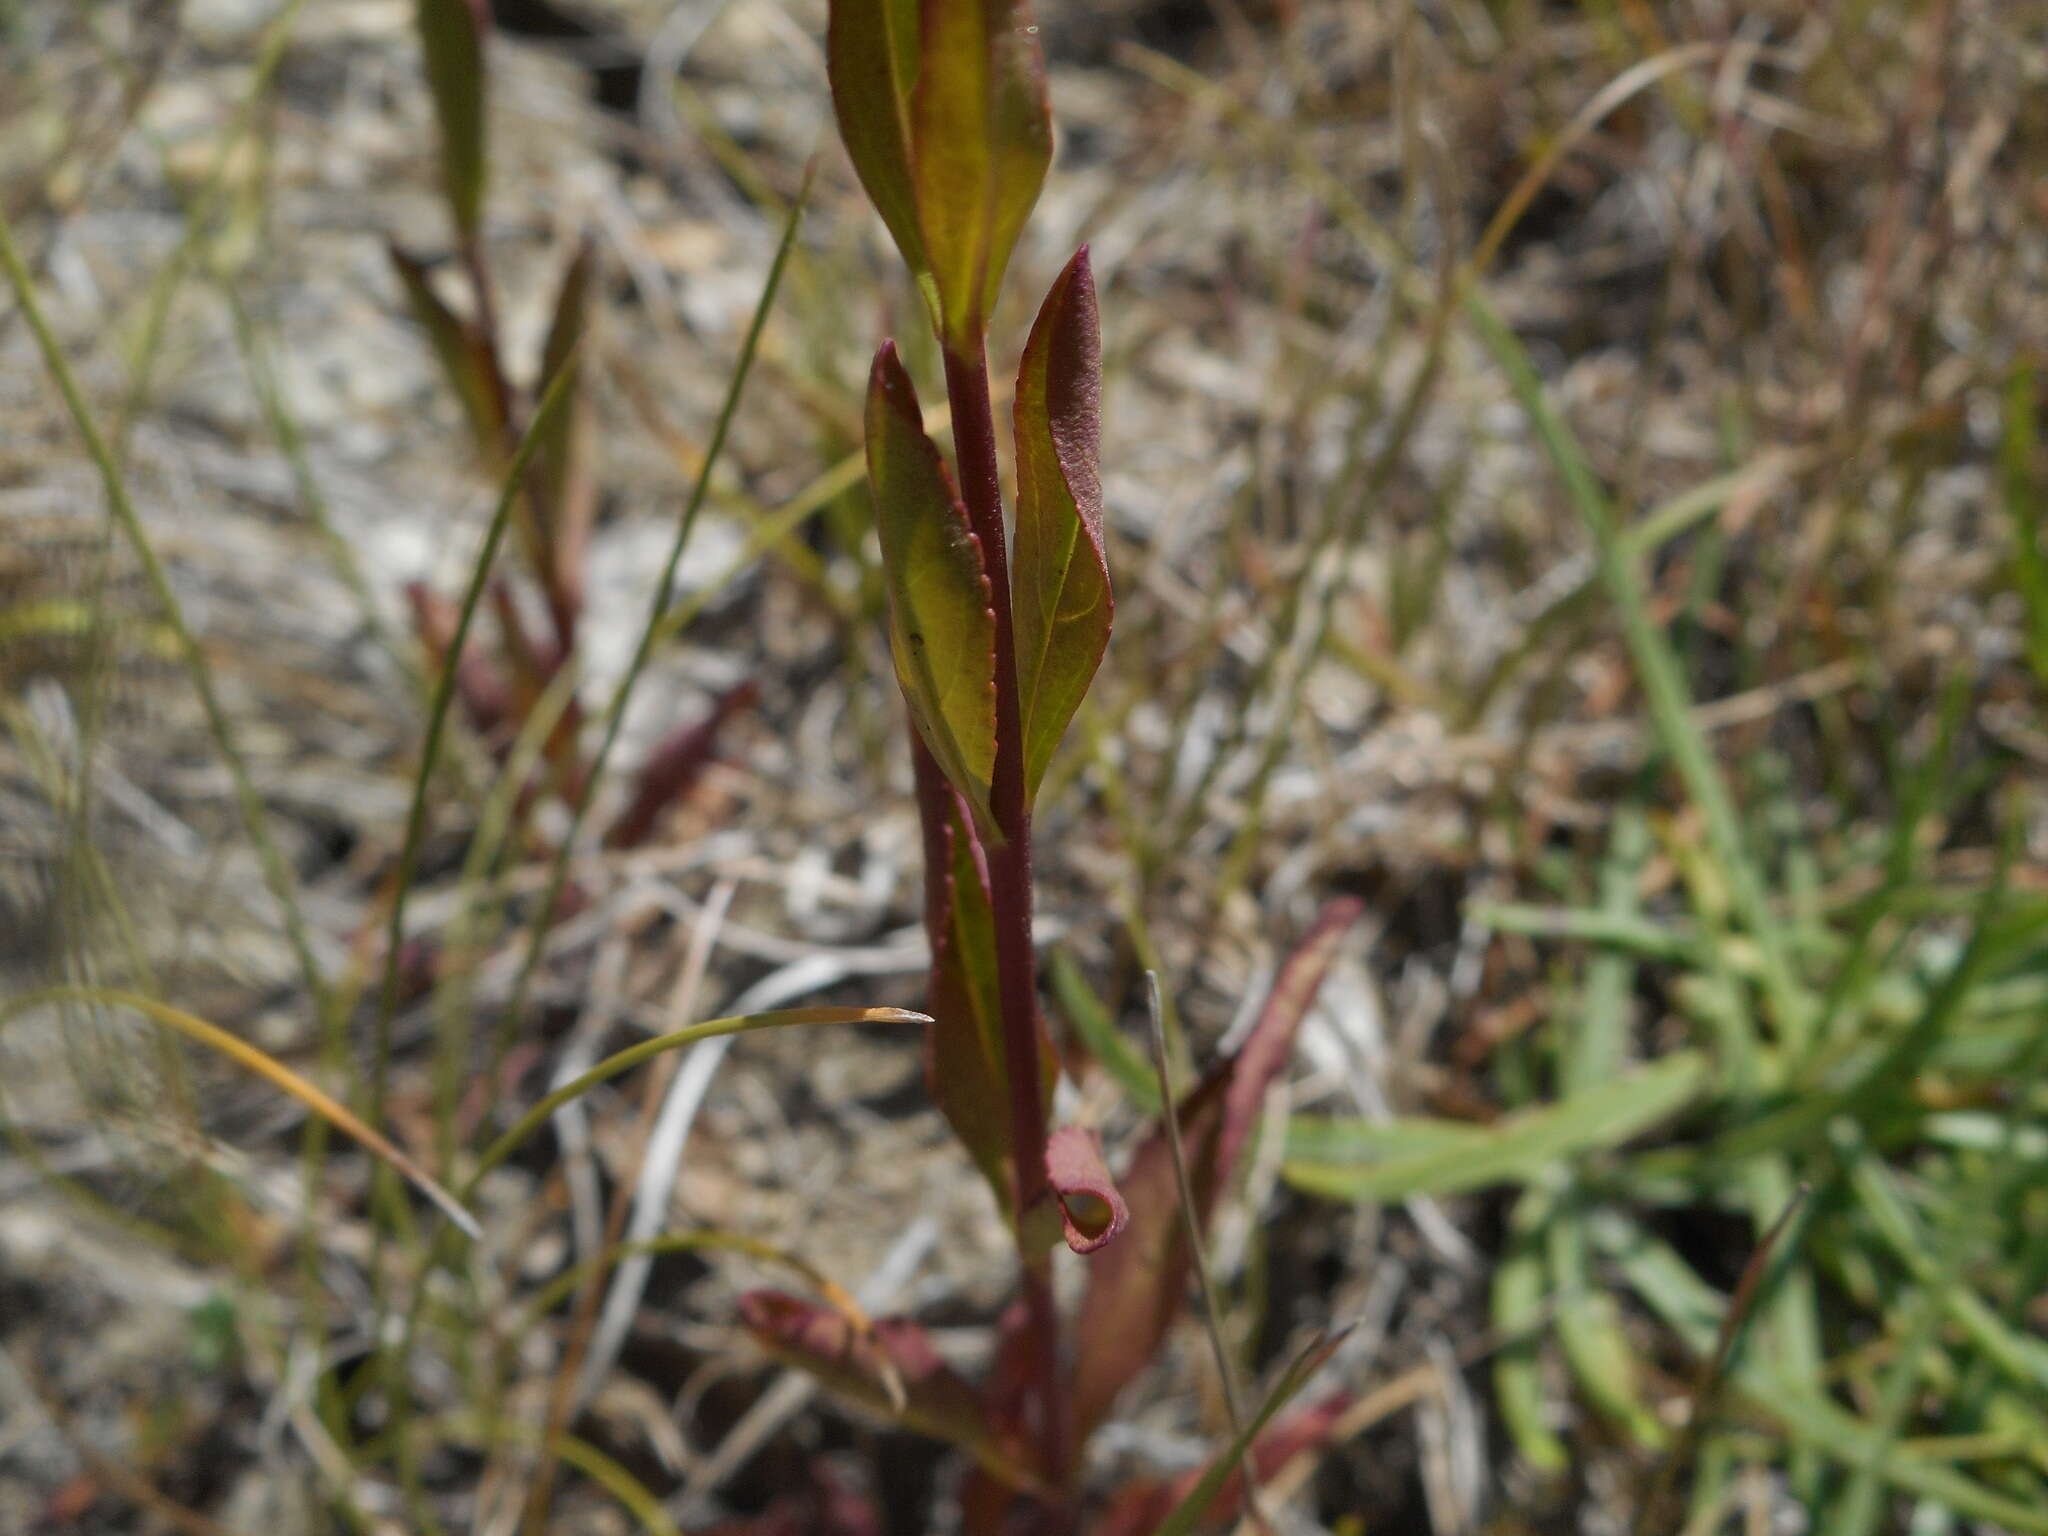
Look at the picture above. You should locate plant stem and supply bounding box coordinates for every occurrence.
[940,338,1070,1501]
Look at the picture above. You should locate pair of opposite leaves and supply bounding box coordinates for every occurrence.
[868,251,1109,842]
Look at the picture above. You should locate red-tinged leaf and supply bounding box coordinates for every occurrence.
[959,1469,1024,1536]
[1090,1388,1355,1536]
[1069,898,1365,1439]
[487,578,563,687]
[739,1291,1042,1489]
[914,739,1055,1216]
[826,0,930,306]
[910,0,1052,349]
[915,737,1011,1204]
[405,580,512,739]
[1213,895,1367,1187]
[605,680,758,849]
[1045,1124,1127,1254]
[1067,1073,1226,1442]
[388,243,511,468]
[530,236,598,646]
[416,0,490,240]
[1011,248,1108,802]
[867,342,999,829]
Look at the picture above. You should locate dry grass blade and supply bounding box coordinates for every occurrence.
[1145,970,1269,1536]
[0,986,480,1238]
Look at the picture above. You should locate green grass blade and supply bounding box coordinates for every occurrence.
[1049,948,1160,1114]
[1151,1331,1346,1536]
[1493,1185,1569,1472]
[1549,1202,1665,1448]
[1462,293,1814,1056]
[462,1003,926,1195]
[2003,362,2048,687]
[368,346,581,1121]
[495,165,813,1059]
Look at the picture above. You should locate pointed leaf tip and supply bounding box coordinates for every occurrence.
[827,0,1050,346]
[415,0,491,240]
[1046,1125,1128,1253]
[871,1007,936,1025]
[1012,246,1109,801]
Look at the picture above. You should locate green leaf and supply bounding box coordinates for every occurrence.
[415,0,489,241]
[1549,1205,1666,1449]
[1493,1186,1568,1473]
[866,341,999,828]
[1011,248,1108,801]
[826,0,930,305]
[908,0,1051,348]
[388,243,509,468]
[1283,1051,1708,1202]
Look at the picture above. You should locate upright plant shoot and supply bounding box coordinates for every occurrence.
[828,0,1111,1493]
[735,4,1360,1528]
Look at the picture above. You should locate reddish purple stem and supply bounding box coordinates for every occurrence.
[941,337,1072,1509]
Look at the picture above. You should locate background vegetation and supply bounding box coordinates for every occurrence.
[1,0,2044,1531]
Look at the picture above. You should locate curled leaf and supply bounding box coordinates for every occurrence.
[1011,248,1108,802]
[867,342,999,830]
[1044,1124,1127,1253]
